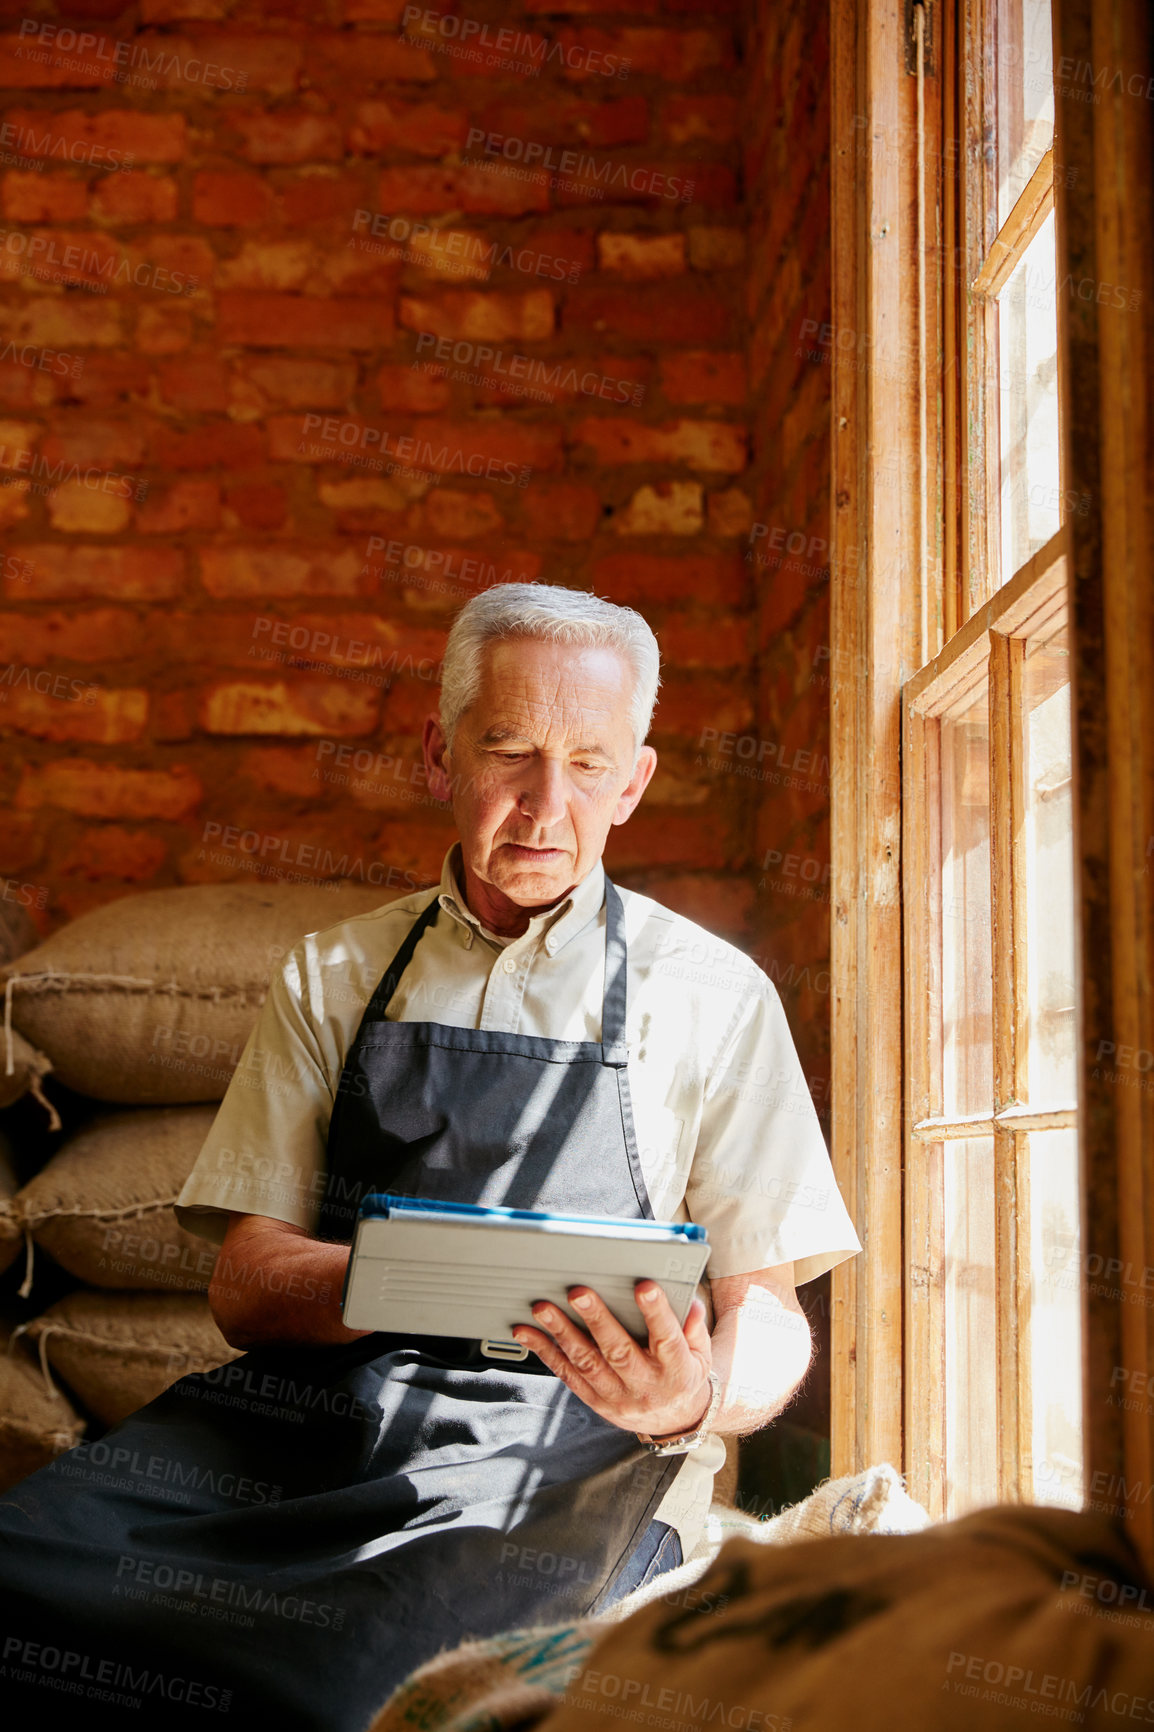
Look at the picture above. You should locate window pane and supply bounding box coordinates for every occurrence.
[944,1135,999,1516]
[1024,626,1077,1102]
[941,693,993,1116]
[998,0,1055,226]
[997,210,1061,582]
[1027,1127,1083,1509]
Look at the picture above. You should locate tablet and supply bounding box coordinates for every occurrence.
[341,1194,712,1362]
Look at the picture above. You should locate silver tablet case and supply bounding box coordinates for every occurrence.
[342,1210,712,1360]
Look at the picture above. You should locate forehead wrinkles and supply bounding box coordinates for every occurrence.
[479,656,627,746]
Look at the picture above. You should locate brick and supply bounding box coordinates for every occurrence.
[340,0,410,17]
[217,241,322,301]
[573,417,748,473]
[471,353,650,411]
[563,283,733,342]
[198,678,379,737]
[399,289,554,344]
[309,33,436,87]
[471,95,650,149]
[135,305,193,356]
[13,546,184,600]
[3,108,188,165]
[400,228,493,284]
[422,489,504,539]
[348,100,469,158]
[152,423,266,470]
[319,240,402,299]
[662,95,740,146]
[0,229,124,295]
[237,358,356,411]
[317,477,410,519]
[554,162,735,210]
[231,110,343,164]
[604,809,732,871]
[216,294,395,350]
[651,672,754,740]
[637,873,754,939]
[270,414,565,478]
[0,607,143,662]
[518,481,601,540]
[0,417,41,467]
[1,171,87,223]
[136,33,302,95]
[279,176,370,227]
[156,356,229,412]
[90,172,179,224]
[223,482,286,531]
[688,227,745,271]
[269,614,445,670]
[376,165,550,218]
[0,488,29,529]
[706,487,754,537]
[137,478,221,533]
[0,298,122,350]
[240,744,328,797]
[199,544,369,598]
[0,358,55,412]
[0,683,147,742]
[55,356,151,406]
[16,759,201,819]
[47,480,132,534]
[554,27,734,81]
[610,481,703,535]
[596,232,686,279]
[0,812,43,875]
[57,826,168,881]
[657,612,749,666]
[144,234,214,289]
[0,35,105,89]
[192,171,277,226]
[376,362,451,413]
[660,351,747,406]
[141,0,231,18]
[593,551,748,604]
[40,417,146,472]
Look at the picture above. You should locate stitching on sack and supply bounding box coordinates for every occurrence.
[22,1196,183,1231]
[29,1319,228,1362]
[3,970,265,1003]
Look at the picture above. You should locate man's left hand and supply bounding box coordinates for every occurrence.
[512,1281,714,1439]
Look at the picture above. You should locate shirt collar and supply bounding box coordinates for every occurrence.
[436,844,606,954]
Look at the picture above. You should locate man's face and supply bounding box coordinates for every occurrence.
[423,637,656,928]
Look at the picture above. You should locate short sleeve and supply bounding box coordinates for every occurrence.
[683,979,861,1284]
[174,948,334,1245]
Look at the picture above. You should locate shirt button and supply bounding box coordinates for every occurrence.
[545,935,557,953]
[502,956,517,974]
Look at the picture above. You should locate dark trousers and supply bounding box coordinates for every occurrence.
[599,1518,684,1607]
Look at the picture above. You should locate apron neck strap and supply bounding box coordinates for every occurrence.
[600,878,628,1062]
[371,876,629,1060]
[371,895,441,1016]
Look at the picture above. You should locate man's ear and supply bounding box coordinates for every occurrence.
[612,745,657,826]
[423,714,453,802]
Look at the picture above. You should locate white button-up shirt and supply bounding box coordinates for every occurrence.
[177,846,860,1552]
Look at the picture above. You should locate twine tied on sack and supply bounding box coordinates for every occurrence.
[6,1319,63,1400]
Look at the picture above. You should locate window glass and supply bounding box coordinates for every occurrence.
[1024,624,1077,1102]
[997,210,1061,582]
[1027,1126,1083,1509]
[941,691,993,1117]
[943,1135,999,1515]
[997,0,1055,225]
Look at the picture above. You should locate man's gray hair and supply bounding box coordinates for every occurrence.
[439,582,661,756]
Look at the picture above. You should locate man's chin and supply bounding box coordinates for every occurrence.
[490,851,575,903]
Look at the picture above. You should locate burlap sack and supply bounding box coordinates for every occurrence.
[0,1322,85,1494]
[25,1290,241,1426]
[544,1504,1154,1732]
[18,1106,220,1293]
[0,1131,20,1277]
[0,1027,54,1116]
[1,881,404,1103]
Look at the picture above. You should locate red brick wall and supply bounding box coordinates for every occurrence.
[0,0,769,936]
[744,0,833,1119]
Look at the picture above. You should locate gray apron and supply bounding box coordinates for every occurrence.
[0,880,684,1728]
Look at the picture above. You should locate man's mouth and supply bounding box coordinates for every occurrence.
[502,843,567,860]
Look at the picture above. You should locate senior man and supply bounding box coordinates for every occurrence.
[0,584,859,1729]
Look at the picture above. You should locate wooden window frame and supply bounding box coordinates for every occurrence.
[830,0,1154,1570]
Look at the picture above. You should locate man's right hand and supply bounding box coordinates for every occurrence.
[208,1212,373,1349]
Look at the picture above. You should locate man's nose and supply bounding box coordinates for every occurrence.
[517,759,568,826]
